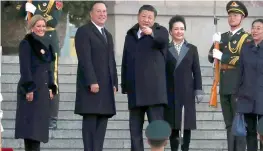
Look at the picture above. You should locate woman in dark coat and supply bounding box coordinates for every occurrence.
[164,15,204,151]
[236,19,263,151]
[15,15,57,151]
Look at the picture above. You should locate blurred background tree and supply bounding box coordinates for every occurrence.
[1,1,93,55]
[62,1,93,28]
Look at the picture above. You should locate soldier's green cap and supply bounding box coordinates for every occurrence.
[145,120,171,140]
[226,1,248,18]
[258,118,263,135]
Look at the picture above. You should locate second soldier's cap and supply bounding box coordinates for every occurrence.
[226,1,248,18]
[145,120,171,140]
[258,118,263,135]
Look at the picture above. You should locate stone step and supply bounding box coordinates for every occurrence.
[2,119,225,130]
[1,74,215,85]
[2,129,227,139]
[1,110,224,121]
[1,92,221,103]
[1,83,218,94]
[1,138,228,149]
[1,101,222,112]
[2,63,214,77]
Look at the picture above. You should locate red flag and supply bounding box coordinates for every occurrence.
[2,148,14,151]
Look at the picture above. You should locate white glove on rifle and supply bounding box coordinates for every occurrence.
[26,2,36,14]
[213,32,221,42]
[213,48,222,60]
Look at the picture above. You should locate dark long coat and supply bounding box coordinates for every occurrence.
[236,41,263,115]
[15,34,57,143]
[121,23,169,109]
[164,41,203,130]
[74,21,118,118]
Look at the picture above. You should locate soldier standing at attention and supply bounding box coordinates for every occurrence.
[145,120,171,151]
[208,1,252,151]
[19,0,63,129]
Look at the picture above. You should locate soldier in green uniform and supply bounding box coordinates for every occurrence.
[17,0,62,129]
[208,1,253,151]
[145,120,171,151]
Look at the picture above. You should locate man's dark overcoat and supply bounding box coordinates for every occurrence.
[121,23,169,109]
[74,21,118,118]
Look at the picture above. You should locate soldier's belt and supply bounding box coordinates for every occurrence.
[46,27,55,31]
[220,64,236,70]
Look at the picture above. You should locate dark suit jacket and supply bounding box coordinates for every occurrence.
[165,40,203,129]
[236,41,263,115]
[74,21,118,117]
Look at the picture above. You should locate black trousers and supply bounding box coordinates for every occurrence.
[24,139,40,151]
[129,105,164,151]
[244,113,263,151]
[82,114,108,151]
[220,94,246,151]
[170,129,191,151]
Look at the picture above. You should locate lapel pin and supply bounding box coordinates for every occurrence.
[43,2,47,7]
[233,40,237,44]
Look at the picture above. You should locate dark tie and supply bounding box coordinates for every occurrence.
[140,32,145,38]
[101,28,107,43]
[229,32,233,39]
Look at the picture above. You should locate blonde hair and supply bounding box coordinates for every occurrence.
[27,15,47,32]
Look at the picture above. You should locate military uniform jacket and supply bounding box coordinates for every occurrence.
[208,28,252,94]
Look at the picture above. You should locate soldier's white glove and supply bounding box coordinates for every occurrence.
[213,48,222,60]
[26,2,36,14]
[213,32,221,42]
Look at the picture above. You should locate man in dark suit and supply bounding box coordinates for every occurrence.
[74,2,118,151]
[208,1,252,151]
[121,5,169,151]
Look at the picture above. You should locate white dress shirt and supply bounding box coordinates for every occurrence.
[230,27,242,36]
[173,40,184,55]
[91,21,104,34]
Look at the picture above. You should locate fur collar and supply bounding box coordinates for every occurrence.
[24,33,55,62]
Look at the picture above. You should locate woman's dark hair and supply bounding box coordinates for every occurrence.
[252,19,263,26]
[169,15,186,31]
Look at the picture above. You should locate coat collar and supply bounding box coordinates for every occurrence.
[168,40,189,69]
[249,40,263,52]
[229,28,245,41]
[88,21,109,46]
[24,33,55,62]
